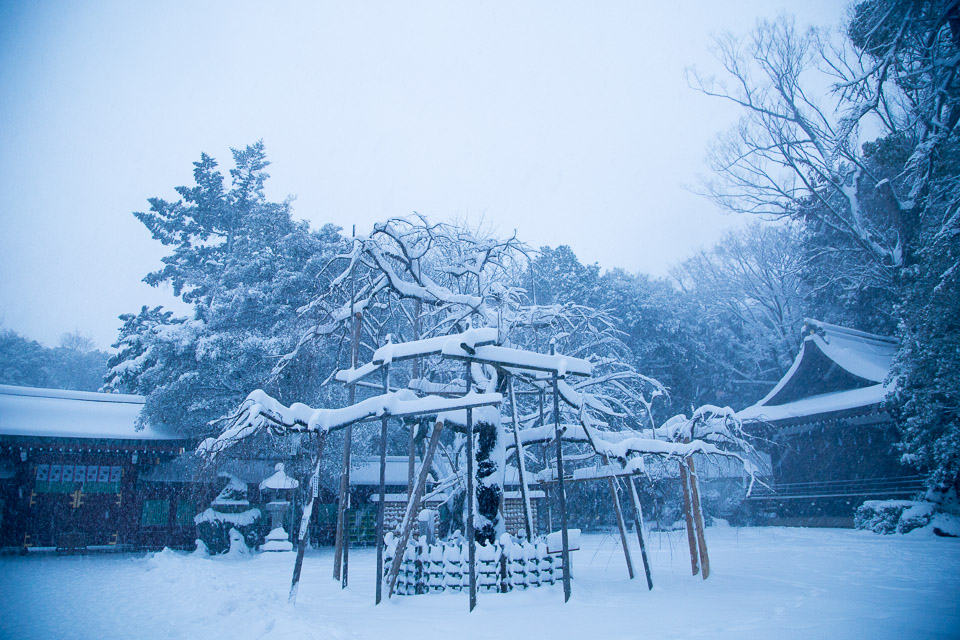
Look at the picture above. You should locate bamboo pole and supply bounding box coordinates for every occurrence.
[627,476,653,590]
[289,431,327,604]
[686,454,710,580]
[375,363,390,605]
[386,420,444,597]
[465,362,477,612]
[679,459,700,576]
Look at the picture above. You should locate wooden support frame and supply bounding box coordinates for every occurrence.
[679,458,700,576]
[607,476,635,579]
[508,376,534,539]
[627,476,654,590]
[686,454,710,580]
[289,431,327,604]
[551,361,572,602]
[375,364,390,605]
[385,419,444,598]
[465,362,478,612]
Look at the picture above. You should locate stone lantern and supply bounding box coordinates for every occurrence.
[259,463,299,552]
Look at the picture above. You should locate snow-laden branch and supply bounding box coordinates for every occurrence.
[197,388,501,458]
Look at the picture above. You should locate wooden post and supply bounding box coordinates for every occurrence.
[679,458,699,576]
[334,253,362,586]
[408,300,421,497]
[386,420,444,597]
[627,476,653,590]
[508,376,534,539]
[465,362,477,612]
[289,432,327,604]
[607,476,634,579]
[686,454,710,580]
[375,363,390,605]
[551,343,572,602]
[540,389,553,532]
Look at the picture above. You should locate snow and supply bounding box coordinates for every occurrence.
[194,508,261,527]
[441,343,593,377]
[0,384,179,441]
[2,527,957,640]
[372,328,499,364]
[259,463,299,491]
[262,528,293,552]
[546,528,581,553]
[199,389,503,456]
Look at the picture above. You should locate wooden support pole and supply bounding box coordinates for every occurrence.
[408,301,421,498]
[551,363,572,602]
[679,458,700,576]
[465,362,477,612]
[508,376,534,540]
[627,476,654,590]
[386,420,444,597]
[333,308,361,586]
[289,432,327,604]
[540,389,553,532]
[686,454,710,580]
[375,363,390,605]
[608,476,634,579]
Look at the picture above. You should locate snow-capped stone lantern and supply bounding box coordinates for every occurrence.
[259,463,299,552]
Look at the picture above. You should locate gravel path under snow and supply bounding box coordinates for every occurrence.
[1,526,957,639]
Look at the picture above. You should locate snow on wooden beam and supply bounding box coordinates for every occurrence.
[333,328,498,384]
[373,328,498,364]
[442,344,592,377]
[198,389,502,457]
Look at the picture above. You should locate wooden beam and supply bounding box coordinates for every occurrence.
[375,364,390,605]
[386,420,444,598]
[508,376,534,539]
[289,431,327,604]
[687,453,710,580]
[608,476,634,579]
[552,365,572,602]
[679,459,700,576]
[627,476,653,590]
[465,363,477,612]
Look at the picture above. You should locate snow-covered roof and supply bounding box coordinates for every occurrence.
[738,319,896,425]
[737,384,890,424]
[0,384,183,441]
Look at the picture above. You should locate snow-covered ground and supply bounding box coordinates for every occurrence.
[1,526,958,640]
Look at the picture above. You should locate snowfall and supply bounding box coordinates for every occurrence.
[1,526,958,640]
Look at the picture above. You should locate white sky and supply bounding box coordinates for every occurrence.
[0,1,846,350]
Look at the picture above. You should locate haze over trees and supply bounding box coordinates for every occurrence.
[0,329,109,391]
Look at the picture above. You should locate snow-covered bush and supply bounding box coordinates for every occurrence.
[194,475,266,554]
[896,503,936,534]
[855,501,916,534]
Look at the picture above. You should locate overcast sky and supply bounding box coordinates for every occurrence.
[0,1,846,350]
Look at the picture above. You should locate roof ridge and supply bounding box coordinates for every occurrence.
[802,318,897,346]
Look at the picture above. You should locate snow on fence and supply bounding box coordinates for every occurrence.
[383,533,562,595]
